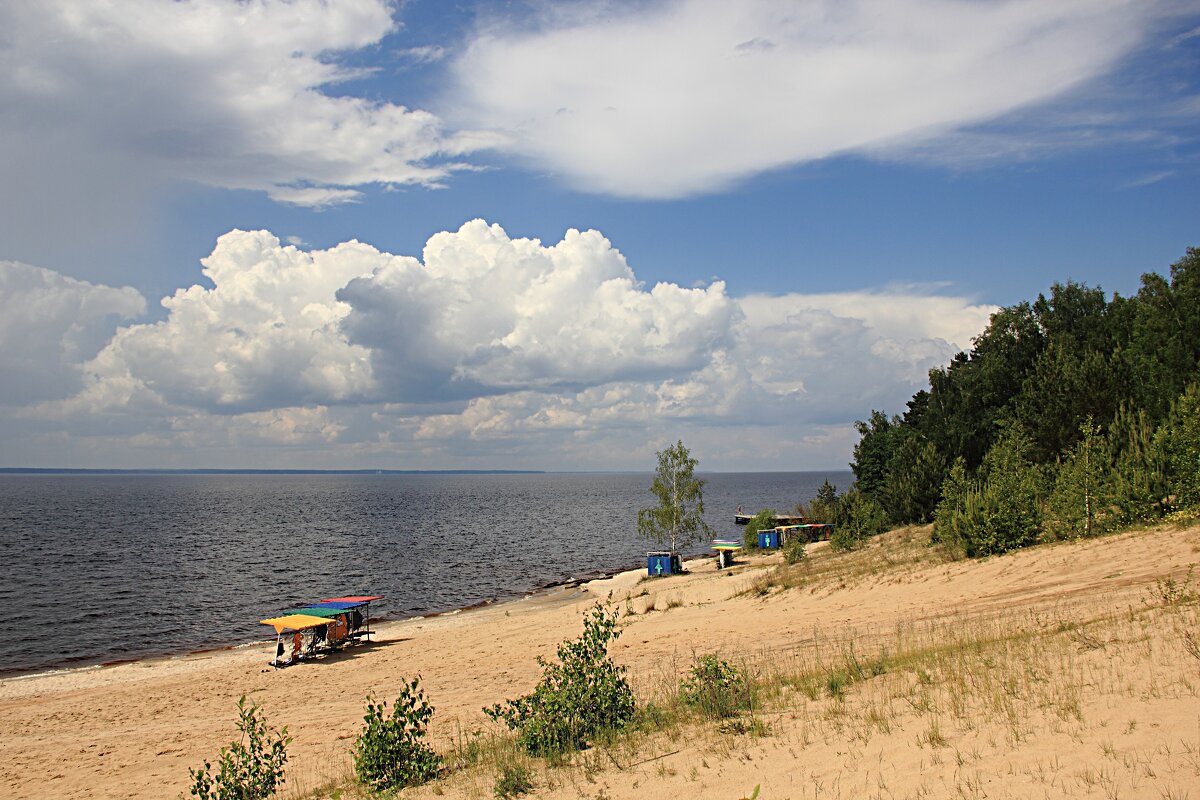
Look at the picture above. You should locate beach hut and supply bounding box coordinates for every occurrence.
[775,524,804,544]
[795,523,833,542]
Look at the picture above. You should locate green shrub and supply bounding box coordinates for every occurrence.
[1106,405,1169,524]
[829,525,859,552]
[1045,417,1113,539]
[679,655,753,719]
[493,760,534,799]
[1158,382,1200,509]
[189,696,290,800]
[743,508,775,549]
[934,428,1045,557]
[826,487,889,551]
[806,480,840,524]
[353,678,443,792]
[782,537,806,564]
[484,604,635,756]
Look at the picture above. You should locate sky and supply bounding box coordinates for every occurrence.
[1,0,1198,472]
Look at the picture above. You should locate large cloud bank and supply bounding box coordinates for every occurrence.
[0,0,491,208]
[0,261,144,404]
[1,0,1187,217]
[449,0,1178,197]
[11,222,995,468]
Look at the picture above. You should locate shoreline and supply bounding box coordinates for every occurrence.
[3,524,1198,800]
[0,554,673,682]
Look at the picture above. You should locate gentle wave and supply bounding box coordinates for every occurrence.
[0,470,848,675]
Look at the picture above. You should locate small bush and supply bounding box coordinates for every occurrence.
[934,429,1045,557]
[484,604,635,756]
[493,760,534,799]
[829,525,860,552]
[189,696,290,800]
[353,678,443,792]
[782,537,806,564]
[679,655,753,719]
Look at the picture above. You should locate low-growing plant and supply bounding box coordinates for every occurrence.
[679,654,753,719]
[782,537,807,564]
[493,760,534,799]
[829,525,860,552]
[353,677,443,792]
[189,695,290,800]
[484,604,635,756]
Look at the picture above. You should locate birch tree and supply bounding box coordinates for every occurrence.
[637,440,712,553]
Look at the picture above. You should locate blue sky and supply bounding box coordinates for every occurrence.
[1,0,1198,471]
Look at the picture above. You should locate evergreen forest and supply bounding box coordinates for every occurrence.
[822,246,1200,557]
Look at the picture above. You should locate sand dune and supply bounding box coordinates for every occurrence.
[2,522,1198,799]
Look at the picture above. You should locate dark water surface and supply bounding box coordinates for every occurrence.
[0,471,849,675]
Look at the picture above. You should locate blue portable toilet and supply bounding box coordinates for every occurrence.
[647,551,679,576]
[758,528,780,549]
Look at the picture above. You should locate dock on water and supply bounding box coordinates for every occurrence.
[734,511,806,526]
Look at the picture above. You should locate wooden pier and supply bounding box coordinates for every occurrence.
[734,512,806,526]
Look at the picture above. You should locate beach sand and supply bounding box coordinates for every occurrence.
[2,523,1199,799]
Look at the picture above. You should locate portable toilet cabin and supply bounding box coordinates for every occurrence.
[647,550,682,576]
[758,527,782,549]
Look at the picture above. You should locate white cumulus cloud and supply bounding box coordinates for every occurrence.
[338,220,738,400]
[0,261,145,404]
[17,222,997,469]
[71,230,383,414]
[447,0,1178,198]
[0,0,492,209]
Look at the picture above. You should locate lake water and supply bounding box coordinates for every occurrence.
[0,471,850,675]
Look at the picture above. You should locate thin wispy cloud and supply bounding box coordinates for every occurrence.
[447,0,1187,198]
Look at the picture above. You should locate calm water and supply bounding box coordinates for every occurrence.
[0,471,849,675]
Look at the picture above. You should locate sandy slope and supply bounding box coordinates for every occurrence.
[1,523,1198,799]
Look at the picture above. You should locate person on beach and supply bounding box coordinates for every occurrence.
[290,632,303,664]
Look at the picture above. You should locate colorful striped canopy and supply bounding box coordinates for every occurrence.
[284,607,347,619]
[320,595,384,603]
[306,601,363,610]
[260,614,334,634]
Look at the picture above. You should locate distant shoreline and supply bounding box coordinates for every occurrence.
[0,467,846,475]
[0,467,546,475]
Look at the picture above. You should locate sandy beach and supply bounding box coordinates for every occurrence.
[2,522,1199,799]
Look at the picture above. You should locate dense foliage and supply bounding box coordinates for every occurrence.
[189,696,290,800]
[742,507,776,549]
[844,247,1200,555]
[637,439,713,553]
[353,679,442,792]
[484,605,635,756]
[679,655,753,719]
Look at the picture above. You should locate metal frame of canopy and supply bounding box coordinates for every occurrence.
[318,595,384,641]
[259,614,335,668]
[283,606,352,648]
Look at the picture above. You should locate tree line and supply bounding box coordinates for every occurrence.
[835,246,1200,556]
